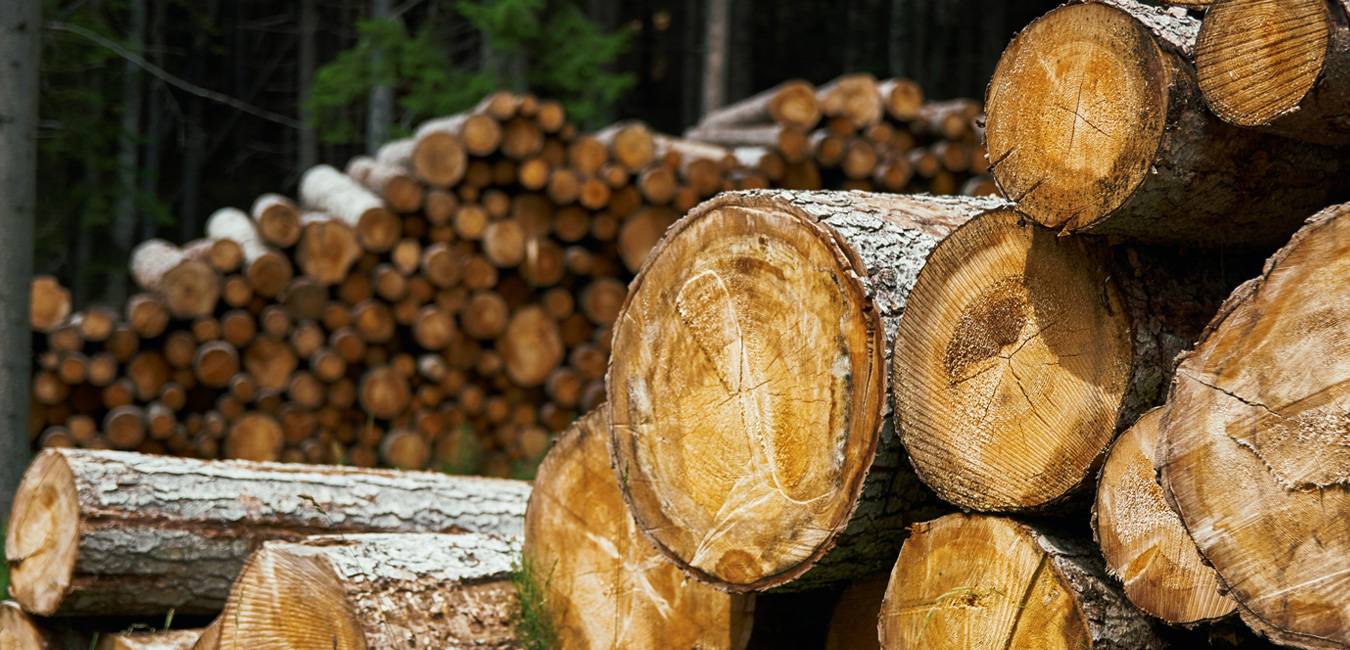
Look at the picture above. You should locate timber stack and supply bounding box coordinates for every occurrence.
[14,0,1350,648]
[26,78,988,481]
[551,1,1350,649]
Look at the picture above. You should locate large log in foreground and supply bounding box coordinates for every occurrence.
[1159,203,1350,650]
[878,514,1164,650]
[524,409,753,650]
[608,190,1009,592]
[1093,408,1235,625]
[1197,0,1350,145]
[202,533,517,650]
[4,449,529,616]
[985,0,1350,246]
[891,211,1242,512]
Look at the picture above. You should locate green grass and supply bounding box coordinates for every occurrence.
[511,556,558,650]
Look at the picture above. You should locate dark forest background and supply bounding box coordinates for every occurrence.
[36,0,1058,306]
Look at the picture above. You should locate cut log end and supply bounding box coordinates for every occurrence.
[880,514,1163,650]
[211,533,518,650]
[893,211,1130,513]
[608,192,887,591]
[1160,203,1350,649]
[525,410,753,650]
[986,2,1167,231]
[1196,0,1333,132]
[5,451,81,616]
[1093,408,1236,625]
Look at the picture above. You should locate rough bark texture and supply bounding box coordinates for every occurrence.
[1197,0,1350,145]
[892,210,1257,513]
[1159,202,1350,650]
[879,514,1165,650]
[298,165,400,253]
[1093,407,1236,625]
[524,409,753,650]
[609,190,1010,592]
[1,0,38,525]
[5,448,530,616]
[986,0,1350,246]
[202,533,518,650]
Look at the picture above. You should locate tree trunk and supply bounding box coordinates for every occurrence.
[524,409,754,650]
[608,190,1012,593]
[703,0,729,115]
[1159,202,1350,650]
[1092,407,1236,625]
[891,212,1253,513]
[200,533,517,650]
[0,601,88,650]
[0,0,37,525]
[1197,0,1350,145]
[365,0,393,154]
[4,448,530,616]
[879,514,1165,650]
[986,0,1350,246]
[297,0,317,173]
[109,0,146,307]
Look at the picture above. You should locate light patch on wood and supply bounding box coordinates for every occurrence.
[985,2,1167,228]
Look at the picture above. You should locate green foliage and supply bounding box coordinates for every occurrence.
[310,0,634,144]
[511,555,558,650]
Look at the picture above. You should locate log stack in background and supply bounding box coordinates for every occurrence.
[26,80,990,480]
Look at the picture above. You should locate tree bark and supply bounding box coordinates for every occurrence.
[891,212,1253,513]
[201,533,518,650]
[879,514,1165,650]
[4,448,530,615]
[129,240,220,319]
[608,190,1011,592]
[0,0,37,525]
[95,629,202,650]
[1092,407,1236,625]
[1197,0,1350,145]
[108,0,146,307]
[1159,202,1350,650]
[986,0,1350,246]
[524,409,754,650]
[365,0,393,154]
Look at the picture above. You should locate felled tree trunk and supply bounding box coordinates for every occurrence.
[200,533,518,650]
[95,629,203,650]
[1159,202,1350,650]
[985,0,1350,246]
[824,575,887,650]
[1197,0,1350,145]
[879,514,1164,650]
[1093,408,1235,626]
[4,448,530,616]
[891,211,1251,513]
[205,208,292,298]
[695,79,820,130]
[129,240,219,318]
[524,409,753,650]
[298,165,401,253]
[608,190,1010,592]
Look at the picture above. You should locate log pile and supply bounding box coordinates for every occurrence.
[15,1,1350,648]
[26,80,988,480]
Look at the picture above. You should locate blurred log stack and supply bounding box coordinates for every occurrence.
[25,78,989,479]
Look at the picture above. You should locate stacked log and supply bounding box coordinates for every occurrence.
[4,448,528,616]
[28,84,984,479]
[684,74,997,198]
